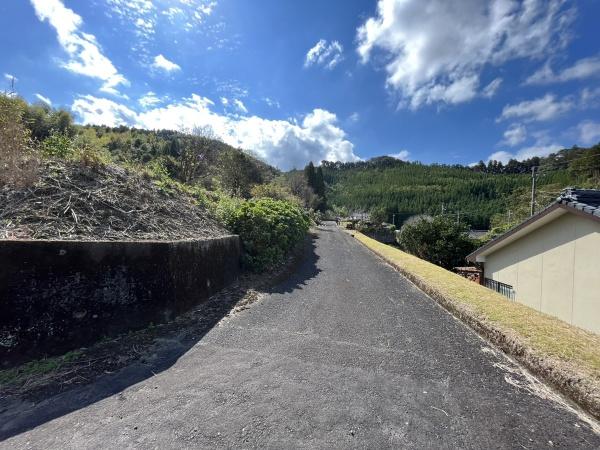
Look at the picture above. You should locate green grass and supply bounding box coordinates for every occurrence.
[353,231,600,380]
[0,350,83,386]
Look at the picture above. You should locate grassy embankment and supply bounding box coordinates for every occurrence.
[352,231,600,420]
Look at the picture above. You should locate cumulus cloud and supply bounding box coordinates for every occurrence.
[357,0,574,108]
[305,39,344,70]
[577,121,600,146]
[152,54,181,72]
[35,93,52,105]
[501,124,527,146]
[388,150,410,160]
[30,0,128,95]
[72,95,138,127]
[487,143,563,164]
[138,91,162,108]
[71,94,360,170]
[525,56,600,85]
[498,94,573,122]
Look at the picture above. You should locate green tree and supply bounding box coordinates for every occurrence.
[370,206,387,224]
[304,161,317,189]
[219,150,263,198]
[396,216,476,269]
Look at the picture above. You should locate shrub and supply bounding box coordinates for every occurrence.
[222,198,310,271]
[250,181,302,206]
[396,216,476,269]
[0,94,39,188]
[41,131,75,158]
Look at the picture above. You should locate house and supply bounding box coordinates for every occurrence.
[466,188,600,334]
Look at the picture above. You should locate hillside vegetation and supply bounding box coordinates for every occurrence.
[0,94,310,270]
[319,149,600,229]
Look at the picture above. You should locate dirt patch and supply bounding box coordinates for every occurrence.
[0,160,227,240]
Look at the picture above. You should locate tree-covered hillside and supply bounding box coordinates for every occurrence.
[320,148,600,229]
[5,97,279,197]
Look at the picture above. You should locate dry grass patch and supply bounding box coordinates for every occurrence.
[352,231,600,419]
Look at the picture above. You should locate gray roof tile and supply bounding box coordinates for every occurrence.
[557,188,600,216]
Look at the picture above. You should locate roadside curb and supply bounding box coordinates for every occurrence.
[349,230,600,422]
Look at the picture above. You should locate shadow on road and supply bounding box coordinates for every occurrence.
[0,233,321,441]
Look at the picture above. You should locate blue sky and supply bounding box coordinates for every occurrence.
[1,0,600,170]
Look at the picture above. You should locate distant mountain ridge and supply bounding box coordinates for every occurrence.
[318,145,600,229]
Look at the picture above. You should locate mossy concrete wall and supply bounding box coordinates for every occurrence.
[0,236,241,365]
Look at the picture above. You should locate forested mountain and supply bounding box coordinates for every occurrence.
[319,147,600,229]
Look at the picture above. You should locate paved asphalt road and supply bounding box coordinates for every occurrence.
[2,223,599,449]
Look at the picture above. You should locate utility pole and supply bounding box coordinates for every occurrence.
[530,166,538,216]
[456,211,460,225]
[507,209,512,225]
[392,213,396,228]
[441,203,445,216]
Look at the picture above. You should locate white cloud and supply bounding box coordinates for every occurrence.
[501,124,527,146]
[163,7,184,21]
[35,93,52,105]
[357,0,574,108]
[107,0,155,39]
[71,94,360,170]
[580,87,600,108]
[3,73,17,81]
[138,91,162,108]
[411,75,480,107]
[499,94,573,122]
[72,95,137,127]
[152,54,181,72]
[389,150,410,160]
[577,121,600,146]
[221,97,248,114]
[107,0,216,39]
[30,0,128,95]
[482,78,503,98]
[348,112,360,123]
[305,39,344,70]
[487,143,563,164]
[525,56,600,85]
[232,99,248,114]
[264,97,280,108]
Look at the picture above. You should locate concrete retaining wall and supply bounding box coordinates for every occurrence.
[0,236,241,364]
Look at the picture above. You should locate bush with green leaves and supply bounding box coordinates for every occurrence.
[396,216,476,269]
[222,198,310,271]
[41,131,75,158]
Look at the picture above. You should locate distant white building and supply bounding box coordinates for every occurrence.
[467,189,600,334]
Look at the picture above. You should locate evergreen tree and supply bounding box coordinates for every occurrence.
[315,166,326,198]
[304,161,317,189]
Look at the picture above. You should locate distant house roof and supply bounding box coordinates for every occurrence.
[468,230,489,239]
[467,188,600,263]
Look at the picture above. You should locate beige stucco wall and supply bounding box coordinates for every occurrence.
[484,212,600,334]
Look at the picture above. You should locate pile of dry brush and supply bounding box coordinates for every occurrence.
[0,160,228,241]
